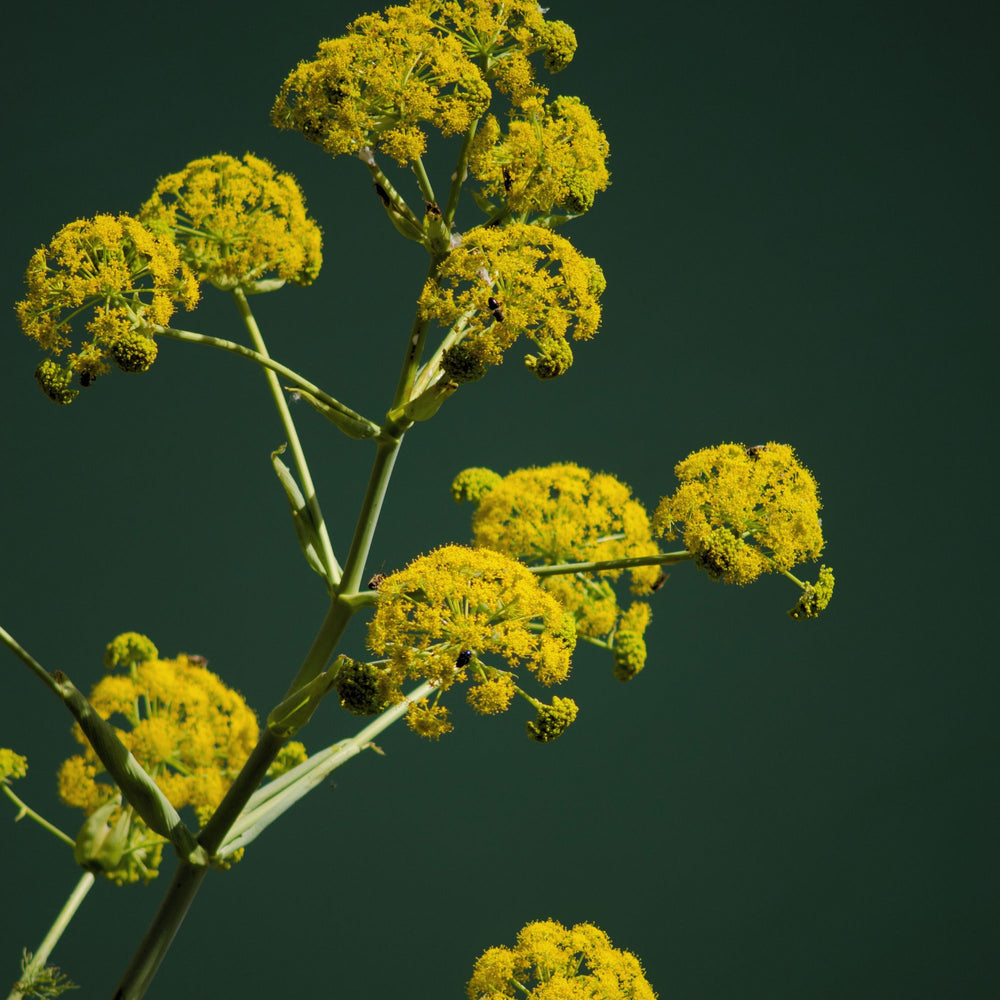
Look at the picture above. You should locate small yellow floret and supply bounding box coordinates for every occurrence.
[0,748,28,783]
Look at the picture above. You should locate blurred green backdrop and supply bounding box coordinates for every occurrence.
[1,1,997,997]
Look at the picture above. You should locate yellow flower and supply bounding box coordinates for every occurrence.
[788,564,835,620]
[654,442,826,585]
[420,223,604,379]
[367,545,577,735]
[469,96,610,218]
[456,464,659,661]
[417,0,578,102]
[0,748,28,783]
[140,153,322,290]
[56,633,296,883]
[15,214,198,403]
[272,5,490,166]
[467,919,657,1000]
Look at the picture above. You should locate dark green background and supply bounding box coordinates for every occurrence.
[1,2,996,996]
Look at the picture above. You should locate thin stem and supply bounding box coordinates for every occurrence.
[7,872,96,1000]
[443,119,479,227]
[1,786,74,848]
[392,258,443,408]
[230,288,342,586]
[781,568,808,589]
[411,155,437,207]
[154,324,359,419]
[529,550,693,578]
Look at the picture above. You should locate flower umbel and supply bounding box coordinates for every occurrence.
[57,633,297,882]
[419,223,604,380]
[16,214,198,402]
[272,5,490,166]
[367,545,577,736]
[467,919,657,1000]
[140,153,322,291]
[654,442,826,585]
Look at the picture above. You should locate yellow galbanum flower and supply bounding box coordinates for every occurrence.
[417,0,578,102]
[272,5,490,166]
[140,153,322,290]
[455,464,658,669]
[469,95,610,218]
[367,545,577,736]
[57,633,301,883]
[420,223,604,380]
[16,214,199,403]
[467,919,657,1000]
[788,564,835,620]
[0,748,28,783]
[654,442,826,585]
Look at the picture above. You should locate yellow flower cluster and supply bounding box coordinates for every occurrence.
[654,443,826,585]
[469,95,610,218]
[418,0,577,102]
[140,153,322,290]
[456,463,658,678]
[16,214,199,403]
[789,564,835,620]
[0,748,28,783]
[57,633,301,882]
[367,545,577,737]
[272,5,490,166]
[420,223,604,379]
[467,919,657,1000]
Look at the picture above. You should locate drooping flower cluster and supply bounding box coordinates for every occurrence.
[272,6,490,166]
[16,215,199,403]
[420,223,604,381]
[469,95,610,220]
[654,443,827,586]
[57,633,304,882]
[140,153,322,291]
[367,545,578,739]
[467,919,657,1000]
[455,463,660,680]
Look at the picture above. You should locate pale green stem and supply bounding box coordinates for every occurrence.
[529,550,693,578]
[219,680,436,857]
[443,119,479,227]
[392,258,443,408]
[781,569,808,589]
[365,157,423,231]
[0,625,61,699]
[154,324,363,421]
[7,872,96,1000]
[411,155,437,207]
[230,287,342,586]
[1,785,74,848]
[412,310,474,397]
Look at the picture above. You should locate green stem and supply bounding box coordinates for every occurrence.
[1,785,74,848]
[411,155,437,207]
[529,550,693,578]
[781,568,808,589]
[443,119,479,227]
[7,872,96,1000]
[219,680,437,857]
[363,155,423,231]
[391,258,441,408]
[230,287,342,586]
[154,324,359,419]
[0,625,62,699]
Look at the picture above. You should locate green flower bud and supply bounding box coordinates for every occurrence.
[526,696,578,743]
[334,657,391,717]
[110,331,158,373]
[441,340,490,383]
[524,338,573,380]
[0,748,28,783]
[612,630,647,683]
[534,20,577,72]
[34,358,78,405]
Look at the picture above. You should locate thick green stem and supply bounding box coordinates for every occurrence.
[7,872,95,1000]
[230,288,342,586]
[529,550,693,578]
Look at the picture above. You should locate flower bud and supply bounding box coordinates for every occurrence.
[526,696,578,743]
